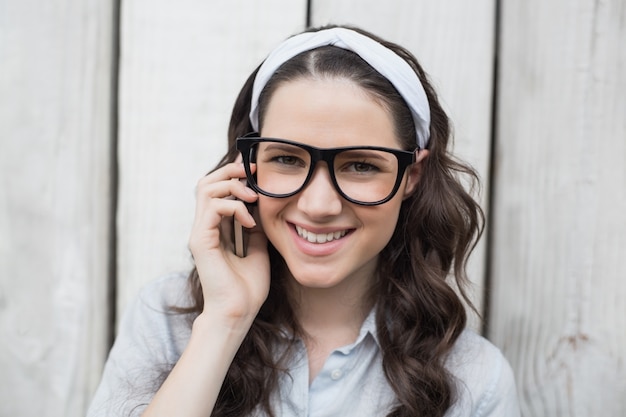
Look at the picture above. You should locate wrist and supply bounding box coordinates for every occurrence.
[192,308,256,341]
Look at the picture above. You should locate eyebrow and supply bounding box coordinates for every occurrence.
[337,149,394,161]
[260,143,308,153]
[261,141,398,156]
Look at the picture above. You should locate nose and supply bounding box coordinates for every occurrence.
[296,162,343,218]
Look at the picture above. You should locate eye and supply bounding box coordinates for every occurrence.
[338,157,385,175]
[335,149,394,176]
[271,155,307,167]
[256,142,310,170]
[347,161,380,173]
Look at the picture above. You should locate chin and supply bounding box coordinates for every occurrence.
[289,271,342,289]
[286,260,372,292]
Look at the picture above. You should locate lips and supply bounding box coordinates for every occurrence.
[295,224,348,243]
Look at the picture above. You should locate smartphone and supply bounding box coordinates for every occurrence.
[233,216,246,257]
[233,178,249,257]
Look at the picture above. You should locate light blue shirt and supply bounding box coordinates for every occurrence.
[88,273,520,416]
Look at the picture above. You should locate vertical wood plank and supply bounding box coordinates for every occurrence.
[490,0,626,415]
[311,0,497,327]
[116,0,307,316]
[0,1,115,416]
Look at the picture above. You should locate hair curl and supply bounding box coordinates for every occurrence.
[181,25,484,417]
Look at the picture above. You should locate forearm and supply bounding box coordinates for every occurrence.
[141,313,252,417]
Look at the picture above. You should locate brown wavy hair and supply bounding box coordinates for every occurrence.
[183,25,484,417]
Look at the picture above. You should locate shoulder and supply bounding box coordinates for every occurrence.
[446,329,508,375]
[445,329,520,417]
[87,273,194,417]
[121,272,195,356]
[133,271,193,311]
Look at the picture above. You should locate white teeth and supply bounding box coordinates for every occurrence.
[296,225,347,243]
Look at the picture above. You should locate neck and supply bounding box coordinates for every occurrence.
[286,271,376,384]
[288,273,376,344]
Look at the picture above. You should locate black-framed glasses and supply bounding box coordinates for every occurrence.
[236,134,417,206]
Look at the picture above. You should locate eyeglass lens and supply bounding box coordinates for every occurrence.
[251,141,401,204]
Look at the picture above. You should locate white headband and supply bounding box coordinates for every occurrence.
[249,27,431,148]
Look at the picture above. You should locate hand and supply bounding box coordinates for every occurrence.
[141,162,268,417]
[188,161,269,326]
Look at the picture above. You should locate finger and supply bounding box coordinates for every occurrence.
[192,198,256,234]
[195,179,258,209]
[198,160,256,189]
[188,207,255,261]
[193,181,258,233]
[199,161,247,186]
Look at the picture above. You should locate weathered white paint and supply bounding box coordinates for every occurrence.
[490,0,626,415]
[3,0,625,414]
[0,1,114,416]
[311,0,497,327]
[116,0,307,316]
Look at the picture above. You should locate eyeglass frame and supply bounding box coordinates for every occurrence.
[235,133,419,206]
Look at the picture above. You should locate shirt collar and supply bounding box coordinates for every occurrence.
[278,307,381,354]
[333,307,380,355]
[361,307,380,346]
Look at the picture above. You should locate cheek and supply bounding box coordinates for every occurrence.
[385,199,405,234]
[361,202,403,244]
[256,198,272,226]
[256,197,285,240]
[380,212,401,243]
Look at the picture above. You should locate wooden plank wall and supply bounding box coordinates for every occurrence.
[115,0,307,319]
[489,0,626,415]
[0,1,115,416]
[0,0,624,416]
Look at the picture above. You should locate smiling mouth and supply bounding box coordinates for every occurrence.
[295,225,349,243]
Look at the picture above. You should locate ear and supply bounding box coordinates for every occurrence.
[402,149,429,198]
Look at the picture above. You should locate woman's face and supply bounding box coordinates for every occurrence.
[258,77,425,293]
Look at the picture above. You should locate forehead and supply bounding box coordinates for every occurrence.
[260,78,402,149]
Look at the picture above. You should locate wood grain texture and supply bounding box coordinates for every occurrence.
[311,0,497,327]
[0,1,114,416]
[490,0,626,415]
[116,0,307,316]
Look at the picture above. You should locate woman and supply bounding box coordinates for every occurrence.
[88,25,520,417]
